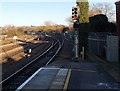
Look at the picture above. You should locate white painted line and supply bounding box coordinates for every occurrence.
[0,37,54,84]
[16,68,43,91]
[42,67,60,70]
[16,37,62,90]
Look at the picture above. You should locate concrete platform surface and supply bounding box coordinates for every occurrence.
[17,61,120,90]
[17,66,69,90]
[16,36,120,90]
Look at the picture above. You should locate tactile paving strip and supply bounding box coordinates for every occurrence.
[49,69,68,90]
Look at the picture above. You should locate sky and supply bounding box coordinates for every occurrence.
[0,0,116,27]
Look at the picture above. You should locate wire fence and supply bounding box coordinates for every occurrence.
[88,32,118,58]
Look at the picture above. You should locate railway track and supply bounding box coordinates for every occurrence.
[2,36,53,80]
[0,36,48,62]
[1,36,64,90]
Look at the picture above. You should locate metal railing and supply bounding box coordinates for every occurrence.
[88,32,117,58]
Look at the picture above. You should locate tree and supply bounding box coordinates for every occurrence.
[89,7,102,17]
[89,3,115,22]
[76,0,89,51]
[76,0,89,23]
[44,21,55,26]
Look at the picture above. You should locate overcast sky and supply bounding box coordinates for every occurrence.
[0,0,116,27]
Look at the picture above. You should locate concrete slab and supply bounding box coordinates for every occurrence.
[19,67,60,90]
[67,69,120,89]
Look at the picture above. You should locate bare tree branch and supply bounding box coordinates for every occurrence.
[89,3,115,22]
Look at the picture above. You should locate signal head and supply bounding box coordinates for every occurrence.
[72,6,79,20]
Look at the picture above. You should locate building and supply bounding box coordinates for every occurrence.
[115,1,120,36]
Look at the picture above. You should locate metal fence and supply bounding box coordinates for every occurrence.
[88,32,117,58]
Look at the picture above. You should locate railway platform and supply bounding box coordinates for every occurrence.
[17,66,69,90]
[17,60,120,90]
[16,36,120,90]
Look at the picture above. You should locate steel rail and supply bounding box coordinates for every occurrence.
[0,36,49,62]
[45,37,64,65]
[0,37,56,84]
[16,36,64,90]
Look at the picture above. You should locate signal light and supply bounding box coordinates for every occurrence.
[75,12,77,14]
[74,15,78,19]
[72,6,79,20]
[74,8,77,10]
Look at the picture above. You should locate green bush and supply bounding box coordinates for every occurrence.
[77,1,89,23]
[76,1,90,51]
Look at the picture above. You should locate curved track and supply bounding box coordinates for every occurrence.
[0,36,48,62]
[1,36,52,80]
[1,35,64,90]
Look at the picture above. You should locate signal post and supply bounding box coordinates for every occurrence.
[72,6,80,60]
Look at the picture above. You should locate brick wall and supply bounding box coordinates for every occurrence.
[115,1,120,36]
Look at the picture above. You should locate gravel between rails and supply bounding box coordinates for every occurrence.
[1,35,63,90]
[2,37,52,80]
[0,36,45,59]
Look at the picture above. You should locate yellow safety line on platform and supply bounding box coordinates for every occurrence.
[63,69,71,91]
[72,69,96,72]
